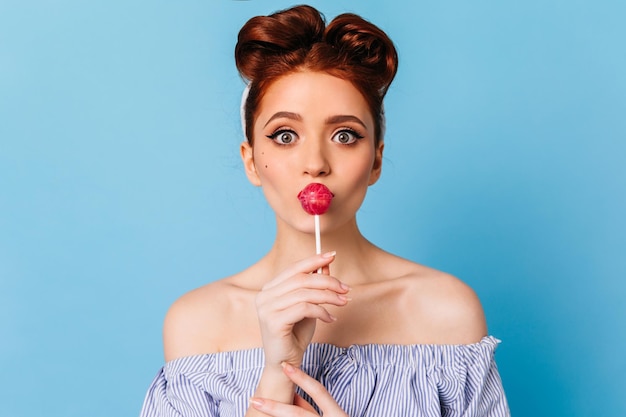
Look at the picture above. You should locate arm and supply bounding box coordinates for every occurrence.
[139,366,219,417]
[461,351,510,417]
[246,252,350,416]
[250,362,348,417]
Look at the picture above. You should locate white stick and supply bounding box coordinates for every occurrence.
[315,214,322,273]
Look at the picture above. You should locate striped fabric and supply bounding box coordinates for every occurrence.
[140,336,509,416]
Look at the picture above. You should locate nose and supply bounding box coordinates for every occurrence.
[302,139,330,177]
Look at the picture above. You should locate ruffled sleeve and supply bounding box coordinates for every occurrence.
[139,357,220,417]
[435,337,509,417]
[301,336,509,417]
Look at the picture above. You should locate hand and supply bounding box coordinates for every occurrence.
[250,362,349,417]
[255,251,350,369]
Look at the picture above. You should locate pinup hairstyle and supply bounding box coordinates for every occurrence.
[235,5,398,145]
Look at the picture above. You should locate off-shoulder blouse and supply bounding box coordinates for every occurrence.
[140,336,509,416]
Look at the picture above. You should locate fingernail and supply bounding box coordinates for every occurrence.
[281,362,295,374]
[322,250,336,258]
[249,398,264,408]
[340,282,351,291]
[329,314,338,321]
[338,294,352,302]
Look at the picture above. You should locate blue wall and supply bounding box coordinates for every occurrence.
[1,1,624,416]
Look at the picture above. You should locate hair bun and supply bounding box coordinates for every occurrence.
[325,14,398,95]
[235,5,325,82]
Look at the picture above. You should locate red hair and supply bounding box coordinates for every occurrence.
[235,5,398,145]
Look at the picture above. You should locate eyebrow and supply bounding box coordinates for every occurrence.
[264,112,367,129]
[264,112,302,127]
[324,115,367,129]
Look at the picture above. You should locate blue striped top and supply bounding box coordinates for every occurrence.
[140,336,509,416]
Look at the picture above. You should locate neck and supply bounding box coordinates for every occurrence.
[260,216,379,285]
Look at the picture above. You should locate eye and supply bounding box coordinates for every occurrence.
[332,129,363,145]
[266,129,298,145]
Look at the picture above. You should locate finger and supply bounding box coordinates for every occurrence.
[256,278,350,323]
[260,273,350,302]
[249,398,315,417]
[270,302,337,325]
[269,288,350,312]
[282,363,348,415]
[294,394,317,412]
[263,252,336,290]
[256,278,350,321]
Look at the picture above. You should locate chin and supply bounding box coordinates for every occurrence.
[279,213,331,235]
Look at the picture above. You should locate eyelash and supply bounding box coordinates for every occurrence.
[266,129,298,145]
[265,127,365,145]
[333,128,364,145]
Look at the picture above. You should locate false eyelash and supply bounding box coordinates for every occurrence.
[333,128,366,146]
[265,128,296,140]
[337,128,365,139]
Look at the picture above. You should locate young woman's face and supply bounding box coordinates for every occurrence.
[241,71,383,234]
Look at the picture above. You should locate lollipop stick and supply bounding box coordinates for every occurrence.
[315,214,322,273]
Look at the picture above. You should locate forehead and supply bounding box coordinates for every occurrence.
[257,71,373,125]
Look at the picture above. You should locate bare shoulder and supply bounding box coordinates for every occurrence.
[415,267,487,344]
[381,254,487,344]
[163,277,258,361]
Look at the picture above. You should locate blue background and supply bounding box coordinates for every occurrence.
[1,1,624,416]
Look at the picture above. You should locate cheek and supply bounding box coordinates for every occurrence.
[255,151,270,171]
[254,150,282,184]
[350,155,376,182]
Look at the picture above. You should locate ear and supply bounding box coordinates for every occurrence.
[368,141,384,185]
[240,141,262,186]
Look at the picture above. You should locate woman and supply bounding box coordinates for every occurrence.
[140,5,509,417]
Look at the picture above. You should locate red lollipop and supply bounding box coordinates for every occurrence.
[297,183,334,215]
[297,183,334,270]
